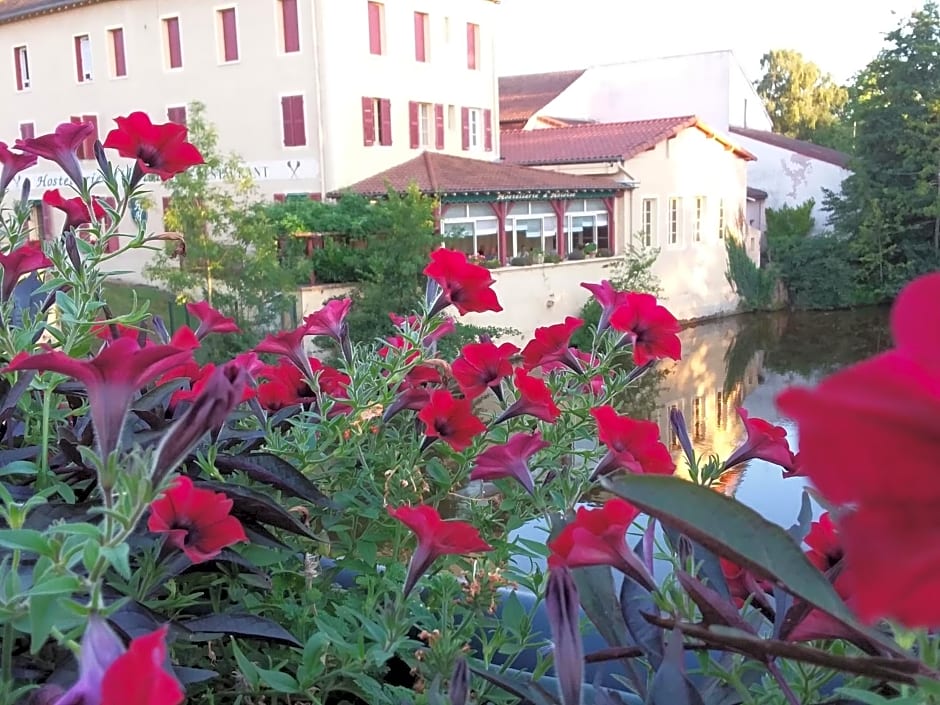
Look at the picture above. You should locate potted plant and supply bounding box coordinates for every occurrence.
[583,242,598,258]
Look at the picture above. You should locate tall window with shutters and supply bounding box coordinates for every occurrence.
[108,28,126,77]
[279,0,300,53]
[642,198,657,247]
[466,23,479,70]
[367,2,384,55]
[217,7,239,63]
[13,46,29,91]
[281,95,306,147]
[163,17,183,70]
[414,12,429,62]
[74,34,93,82]
[361,97,392,147]
[694,196,705,243]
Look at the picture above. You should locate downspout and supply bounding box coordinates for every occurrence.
[311,0,327,200]
[617,163,639,249]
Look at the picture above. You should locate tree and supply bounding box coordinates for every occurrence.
[146,102,298,349]
[826,2,940,297]
[756,49,849,146]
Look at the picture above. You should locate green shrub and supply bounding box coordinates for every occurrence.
[544,253,562,264]
[567,249,586,261]
[724,236,776,311]
[509,256,532,266]
[772,235,862,309]
[309,239,362,283]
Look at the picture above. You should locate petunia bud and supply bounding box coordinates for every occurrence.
[94,140,114,183]
[668,406,696,470]
[54,615,125,705]
[19,177,30,207]
[448,656,469,705]
[64,230,82,271]
[545,566,583,705]
[152,361,248,483]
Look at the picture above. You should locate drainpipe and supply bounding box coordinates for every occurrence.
[617,163,639,248]
[311,0,327,200]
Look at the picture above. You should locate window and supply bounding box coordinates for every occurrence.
[718,199,725,239]
[163,17,182,69]
[279,0,300,53]
[281,95,306,147]
[13,46,29,90]
[74,34,93,82]
[466,22,479,69]
[361,97,391,146]
[467,107,482,150]
[167,106,187,126]
[108,28,126,77]
[565,201,610,253]
[414,12,429,62]
[367,2,384,55]
[409,101,433,148]
[19,122,34,140]
[447,105,456,130]
[506,202,559,258]
[669,197,680,245]
[694,196,705,242]
[641,198,656,247]
[71,115,98,159]
[218,8,239,62]
[442,203,501,261]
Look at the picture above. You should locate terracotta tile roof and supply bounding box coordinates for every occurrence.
[0,0,108,22]
[498,69,586,127]
[333,152,626,199]
[729,126,850,169]
[501,116,756,166]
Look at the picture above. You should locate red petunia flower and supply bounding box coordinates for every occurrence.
[100,625,184,705]
[92,321,146,344]
[305,298,352,341]
[609,292,681,366]
[804,513,843,572]
[722,408,799,475]
[547,498,654,590]
[42,189,108,232]
[148,475,247,563]
[581,280,628,334]
[387,504,493,597]
[417,389,486,451]
[186,300,239,339]
[541,349,604,395]
[521,317,584,373]
[255,322,315,380]
[776,272,940,627]
[589,405,674,480]
[16,120,95,187]
[493,368,561,424]
[0,141,37,193]
[103,111,204,181]
[452,341,518,400]
[256,361,313,410]
[720,557,774,611]
[424,248,502,316]
[470,431,549,495]
[0,241,53,302]
[383,363,443,422]
[3,337,193,458]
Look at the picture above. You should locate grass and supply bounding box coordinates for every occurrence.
[101,281,177,319]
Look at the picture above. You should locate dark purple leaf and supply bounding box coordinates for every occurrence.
[648,629,705,705]
[184,613,301,647]
[174,666,217,685]
[195,480,316,539]
[619,574,663,670]
[215,453,333,508]
[468,664,560,705]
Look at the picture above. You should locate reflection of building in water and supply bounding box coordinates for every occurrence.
[651,315,765,475]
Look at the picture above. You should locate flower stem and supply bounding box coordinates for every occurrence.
[767,658,801,705]
[1,621,13,701]
[38,384,52,489]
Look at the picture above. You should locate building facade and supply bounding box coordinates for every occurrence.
[0,0,500,279]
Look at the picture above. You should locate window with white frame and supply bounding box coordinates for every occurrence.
[75,34,93,81]
[565,199,610,252]
[442,203,499,260]
[669,197,680,245]
[418,102,433,147]
[13,46,29,90]
[508,201,558,257]
[718,199,725,239]
[641,198,656,247]
[467,108,483,150]
[694,196,705,242]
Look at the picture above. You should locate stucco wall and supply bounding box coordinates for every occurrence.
[732,135,850,234]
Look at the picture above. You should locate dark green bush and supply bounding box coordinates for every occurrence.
[310,240,362,283]
[567,249,586,261]
[772,235,861,309]
[509,256,532,266]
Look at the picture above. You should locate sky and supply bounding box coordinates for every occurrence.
[496,0,925,84]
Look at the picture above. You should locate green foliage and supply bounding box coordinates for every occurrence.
[756,49,851,148]
[571,246,661,349]
[765,199,815,244]
[145,102,297,344]
[724,237,776,311]
[828,2,940,297]
[770,235,861,309]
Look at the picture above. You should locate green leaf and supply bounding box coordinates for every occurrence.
[257,667,299,693]
[834,688,922,705]
[0,529,52,557]
[100,544,132,580]
[600,474,866,635]
[27,594,61,653]
[28,575,82,596]
[230,638,260,687]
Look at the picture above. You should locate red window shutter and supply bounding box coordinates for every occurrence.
[379,98,392,145]
[483,108,493,151]
[166,18,182,68]
[82,115,98,161]
[19,122,34,139]
[281,96,294,146]
[281,0,300,53]
[291,95,306,146]
[220,8,238,62]
[408,101,420,149]
[273,193,286,202]
[308,193,322,201]
[74,36,84,82]
[367,2,382,55]
[434,103,444,149]
[361,97,376,146]
[460,107,470,150]
[466,23,478,70]
[414,12,426,62]
[14,48,23,90]
[112,29,126,76]
[167,106,187,125]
